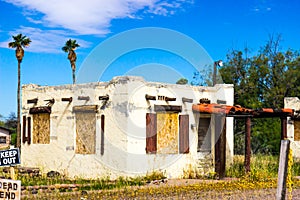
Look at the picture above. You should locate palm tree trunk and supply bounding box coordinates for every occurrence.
[16,61,21,148]
[72,68,76,84]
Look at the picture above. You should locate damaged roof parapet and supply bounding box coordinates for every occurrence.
[99,95,109,101]
[61,97,73,102]
[145,94,156,101]
[78,96,90,101]
[27,98,38,104]
[109,76,145,85]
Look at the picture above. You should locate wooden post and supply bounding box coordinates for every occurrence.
[245,117,251,173]
[10,167,15,180]
[214,115,226,179]
[276,140,290,200]
[281,117,287,140]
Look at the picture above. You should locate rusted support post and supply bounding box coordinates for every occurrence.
[245,117,251,173]
[276,140,290,200]
[281,117,287,140]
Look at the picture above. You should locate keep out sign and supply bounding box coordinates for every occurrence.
[0,179,21,200]
[0,149,20,167]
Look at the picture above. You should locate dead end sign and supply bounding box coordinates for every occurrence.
[0,179,21,200]
[0,149,20,167]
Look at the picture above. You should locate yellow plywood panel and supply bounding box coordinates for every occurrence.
[75,112,96,154]
[295,121,300,141]
[33,113,50,144]
[157,113,178,154]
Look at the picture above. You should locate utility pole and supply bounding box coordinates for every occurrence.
[213,60,223,86]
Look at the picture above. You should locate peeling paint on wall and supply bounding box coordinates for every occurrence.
[157,113,178,154]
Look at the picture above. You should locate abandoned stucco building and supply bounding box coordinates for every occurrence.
[21,76,234,178]
[285,97,300,158]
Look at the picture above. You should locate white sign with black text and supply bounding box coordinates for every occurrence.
[0,179,21,200]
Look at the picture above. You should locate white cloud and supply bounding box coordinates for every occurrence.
[4,0,193,35]
[251,0,273,13]
[0,27,91,53]
[1,0,192,53]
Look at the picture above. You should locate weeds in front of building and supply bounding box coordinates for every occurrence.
[2,155,300,199]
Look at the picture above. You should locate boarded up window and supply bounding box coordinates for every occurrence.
[198,117,211,152]
[295,121,300,141]
[179,115,189,153]
[33,113,50,144]
[146,113,157,153]
[75,106,97,154]
[157,113,178,154]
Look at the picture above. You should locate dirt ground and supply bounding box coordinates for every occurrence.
[22,179,300,200]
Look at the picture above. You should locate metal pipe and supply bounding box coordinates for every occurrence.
[245,117,251,173]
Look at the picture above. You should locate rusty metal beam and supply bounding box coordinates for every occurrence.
[245,117,251,173]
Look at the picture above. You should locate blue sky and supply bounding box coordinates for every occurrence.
[0,0,300,118]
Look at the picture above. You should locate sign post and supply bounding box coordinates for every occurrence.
[0,149,20,167]
[0,148,21,199]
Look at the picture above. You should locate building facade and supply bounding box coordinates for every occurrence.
[285,97,300,158]
[21,76,234,179]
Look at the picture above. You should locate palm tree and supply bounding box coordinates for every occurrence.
[8,33,31,148]
[62,39,80,84]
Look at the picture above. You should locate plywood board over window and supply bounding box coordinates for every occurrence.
[33,113,50,144]
[74,105,97,154]
[157,113,178,154]
[294,121,300,141]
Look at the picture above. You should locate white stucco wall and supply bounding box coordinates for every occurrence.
[21,76,234,178]
[284,97,300,158]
